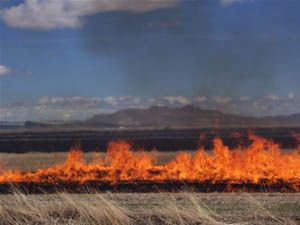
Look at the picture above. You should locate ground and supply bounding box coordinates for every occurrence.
[0,151,178,171]
[0,192,299,224]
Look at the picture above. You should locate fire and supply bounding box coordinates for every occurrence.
[0,135,300,191]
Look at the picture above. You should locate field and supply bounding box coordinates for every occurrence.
[0,151,178,172]
[0,151,300,224]
[0,192,299,225]
[0,129,299,224]
[0,127,299,153]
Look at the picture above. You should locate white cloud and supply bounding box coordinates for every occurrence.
[37,96,50,105]
[288,92,295,99]
[220,0,250,6]
[265,94,280,101]
[0,108,12,118]
[213,96,232,103]
[103,96,118,106]
[1,0,177,30]
[161,96,191,105]
[194,96,206,103]
[0,65,10,76]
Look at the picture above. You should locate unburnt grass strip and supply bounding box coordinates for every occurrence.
[0,192,299,225]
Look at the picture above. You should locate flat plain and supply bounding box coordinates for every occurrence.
[0,151,179,171]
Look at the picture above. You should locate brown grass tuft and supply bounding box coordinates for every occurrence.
[0,192,298,225]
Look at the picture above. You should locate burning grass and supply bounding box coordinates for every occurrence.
[0,134,300,193]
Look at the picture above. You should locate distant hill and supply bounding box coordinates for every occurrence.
[0,121,25,129]
[3,106,300,130]
[85,106,285,129]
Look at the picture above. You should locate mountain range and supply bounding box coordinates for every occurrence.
[84,106,300,129]
[3,106,300,130]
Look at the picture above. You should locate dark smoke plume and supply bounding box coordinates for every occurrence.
[79,0,300,97]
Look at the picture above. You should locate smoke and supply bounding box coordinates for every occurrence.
[79,0,300,98]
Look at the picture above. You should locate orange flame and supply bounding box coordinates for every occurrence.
[0,135,300,189]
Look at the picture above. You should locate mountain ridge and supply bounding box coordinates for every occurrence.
[85,105,299,129]
[3,106,300,130]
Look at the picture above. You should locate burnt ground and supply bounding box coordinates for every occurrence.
[0,127,299,153]
[0,180,299,194]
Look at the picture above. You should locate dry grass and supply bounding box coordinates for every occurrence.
[0,151,181,172]
[0,192,299,225]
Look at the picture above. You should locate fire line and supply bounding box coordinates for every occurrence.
[0,134,299,192]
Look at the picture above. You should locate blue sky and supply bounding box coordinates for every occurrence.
[0,0,300,120]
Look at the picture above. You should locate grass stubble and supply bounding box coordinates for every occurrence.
[0,191,299,225]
